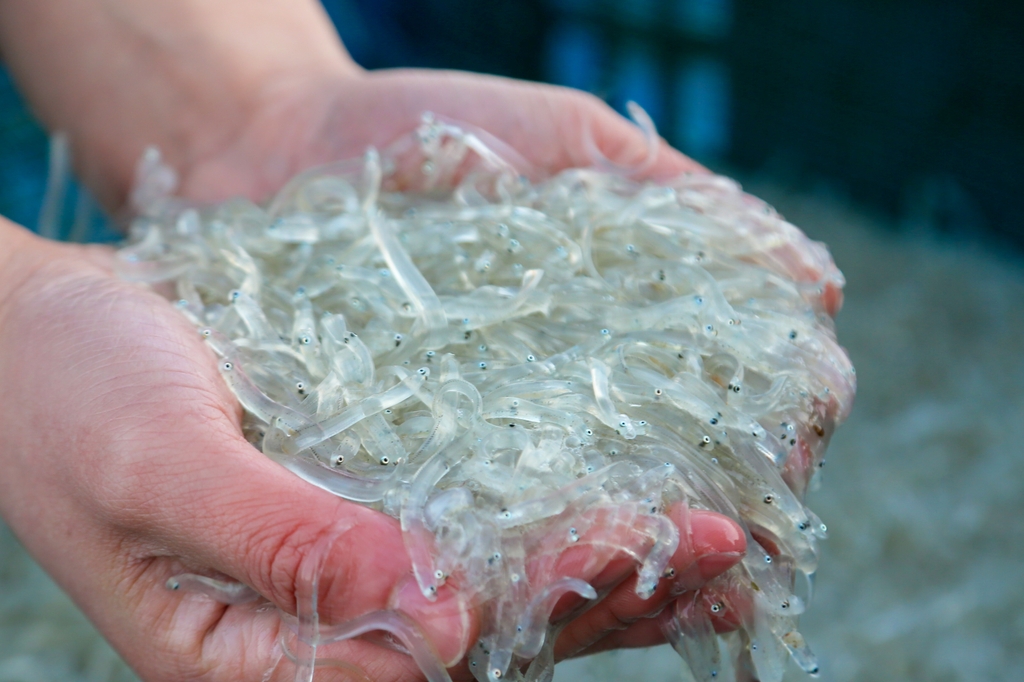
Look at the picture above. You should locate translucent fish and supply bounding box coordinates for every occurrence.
[230,289,276,340]
[514,577,596,658]
[311,610,452,682]
[292,367,429,451]
[633,513,680,599]
[165,574,260,605]
[267,215,321,243]
[125,116,854,682]
[368,211,448,348]
[781,629,821,676]
[496,462,631,529]
[662,591,723,682]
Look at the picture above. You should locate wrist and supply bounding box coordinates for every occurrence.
[0,0,362,210]
[162,58,365,208]
[145,0,365,204]
[0,218,46,328]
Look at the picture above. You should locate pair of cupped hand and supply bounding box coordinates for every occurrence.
[0,69,826,681]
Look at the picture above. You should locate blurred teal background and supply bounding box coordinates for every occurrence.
[0,68,49,230]
[1,0,1021,246]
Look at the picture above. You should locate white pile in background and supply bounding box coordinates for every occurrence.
[112,117,853,682]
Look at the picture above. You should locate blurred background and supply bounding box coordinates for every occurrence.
[2,0,1021,247]
[1,1,1022,681]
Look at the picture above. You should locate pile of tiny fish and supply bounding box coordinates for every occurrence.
[116,115,855,682]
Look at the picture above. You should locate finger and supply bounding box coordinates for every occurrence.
[144,437,476,667]
[569,608,670,655]
[568,574,752,660]
[353,69,705,180]
[151,587,428,682]
[551,508,744,659]
[187,68,709,203]
[136,548,452,675]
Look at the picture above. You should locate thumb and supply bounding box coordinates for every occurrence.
[123,420,477,669]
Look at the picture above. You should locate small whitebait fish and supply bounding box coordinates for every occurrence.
[514,577,596,658]
[292,367,429,451]
[588,357,637,440]
[219,243,261,297]
[165,574,260,605]
[369,211,448,348]
[662,592,724,682]
[633,513,681,599]
[483,536,530,681]
[495,462,631,529]
[124,112,853,682]
[264,430,402,503]
[303,610,454,682]
[267,215,321,243]
[782,629,821,676]
[443,269,548,330]
[229,289,275,340]
[217,358,312,433]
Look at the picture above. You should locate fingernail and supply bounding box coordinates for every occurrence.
[389,576,473,668]
[696,552,744,580]
[688,512,745,580]
[689,510,746,557]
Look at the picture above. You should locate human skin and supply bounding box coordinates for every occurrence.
[0,1,760,680]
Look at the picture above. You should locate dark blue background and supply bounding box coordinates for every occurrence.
[2,0,1021,247]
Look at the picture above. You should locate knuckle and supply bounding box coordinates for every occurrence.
[250,511,400,624]
[560,87,606,112]
[120,559,220,681]
[252,520,316,613]
[253,518,360,617]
